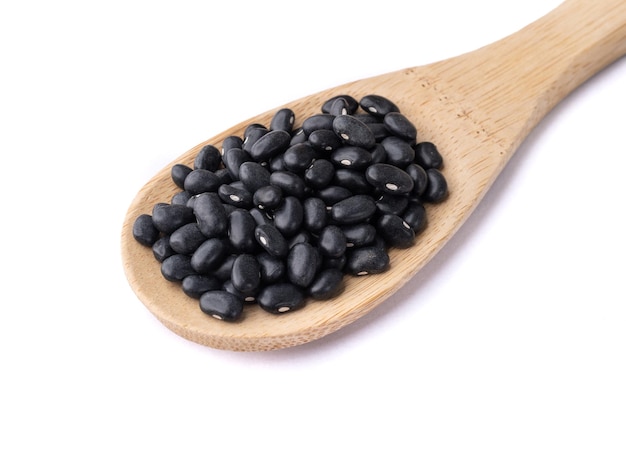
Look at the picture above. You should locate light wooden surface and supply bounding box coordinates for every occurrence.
[121,0,626,351]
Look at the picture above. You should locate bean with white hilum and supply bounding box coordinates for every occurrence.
[132,94,449,322]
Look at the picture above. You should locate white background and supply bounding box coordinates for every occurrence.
[1,1,625,466]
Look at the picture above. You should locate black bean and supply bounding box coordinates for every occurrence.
[257,283,305,314]
[242,125,269,152]
[308,129,343,153]
[330,194,377,224]
[270,108,295,133]
[161,253,196,282]
[304,158,335,189]
[182,274,221,299]
[221,135,243,155]
[194,144,221,172]
[133,213,160,246]
[169,223,207,255]
[218,183,253,208]
[273,196,303,237]
[249,130,291,162]
[222,280,257,303]
[316,185,352,205]
[190,237,229,274]
[402,201,427,233]
[380,136,415,167]
[171,164,193,189]
[268,154,287,172]
[255,223,289,257]
[223,147,252,180]
[330,146,372,169]
[213,254,236,282]
[322,94,358,114]
[423,168,448,203]
[302,114,335,135]
[414,141,443,169]
[371,143,387,163]
[228,209,258,253]
[193,192,228,238]
[345,245,390,276]
[152,235,175,262]
[376,193,409,215]
[404,163,428,196]
[283,142,318,172]
[183,168,222,195]
[237,161,271,194]
[360,94,400,116]
[171,190,192,206]
[303,197,328,233]
[290,128,307,145]
[199,290,244,322]
[231,253,261,294]
[365,163,414,194]
[257,252,286,284]
[377,213,415,248]
[333,114,376,149]
[366,122,391,141]
[341,223,377,248]
[269,170,306,198]
[308,268,344,300]
[214,168,233,186]
[287,242,318,288]
[318,225,347,258]
[249,207,273,226]
[152,203,195,234]
[327,96,351,116]
[333,168,370,194]
[383,112,417,141]
[253,185,283,210]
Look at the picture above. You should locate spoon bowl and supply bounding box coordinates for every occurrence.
[122,0,626,351]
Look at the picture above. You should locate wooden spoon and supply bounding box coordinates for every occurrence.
[121,0,626,352]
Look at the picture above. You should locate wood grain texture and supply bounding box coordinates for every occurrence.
[121,0,626,351]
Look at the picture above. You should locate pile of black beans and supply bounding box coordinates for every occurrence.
[132,94,448,322]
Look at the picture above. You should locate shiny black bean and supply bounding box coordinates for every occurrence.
[253,185,283,210]
[242,125,269,152]
[182,274,221,299]
[402,201,427,233]
[316,185,352,205]
[304,158,335,189]
[223,148,252,180]
[257,252,286,284]
[199,290,244,322]
[268,154,286,172]
[218,183,253,208]
[228,209,258,253]
[161,253,196,282]
[169,223,207,255]
[341,223,377,248]
[194,144,221,172]
[257,283,305,314]
[330,194,377,224]
[333,114,376,149]
[414,141,443,169]
[302,113,335,135]
[371,143,387,163]
[303,197,327,233]
[423,168,448,203]
[269,170,306,198]
[270,108,295,133]
[190,237,229,274]
[152,203,195,234]
[327,96,351,116]
[222,280,257,303]
[318,225,347,258]
[287,242,318,288]
[133,214,160,246]
[306,130,340,154]
[238,161,271,193]
[171,190,192,206]
[360,94,400,116]
[249,207,273,226]
[273,196,303,237]
[255,223,289,257]
[213,254,236,282]
[365,163,414,194]
[221,135,243,155]
[152,236,175,262]
[193,192,228,238]
[308,268,344,300]
[376,193,409,215]
[231,253,261,294]
[322,94,358,114]
[345,245,390,276]
[330,146,372,169]
[366,122,391,141]
[404,163,428,196]
[287,231,313,248]
[171,164,192,189]
[183,168,221,195]
[283,142,318,172]
[380,136,415,167]
[333,169,370,194]
[249,130,291,162]
[377,213,415,248]
[383,112,417,141]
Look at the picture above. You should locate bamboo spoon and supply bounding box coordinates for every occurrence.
[121,0,626,352]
